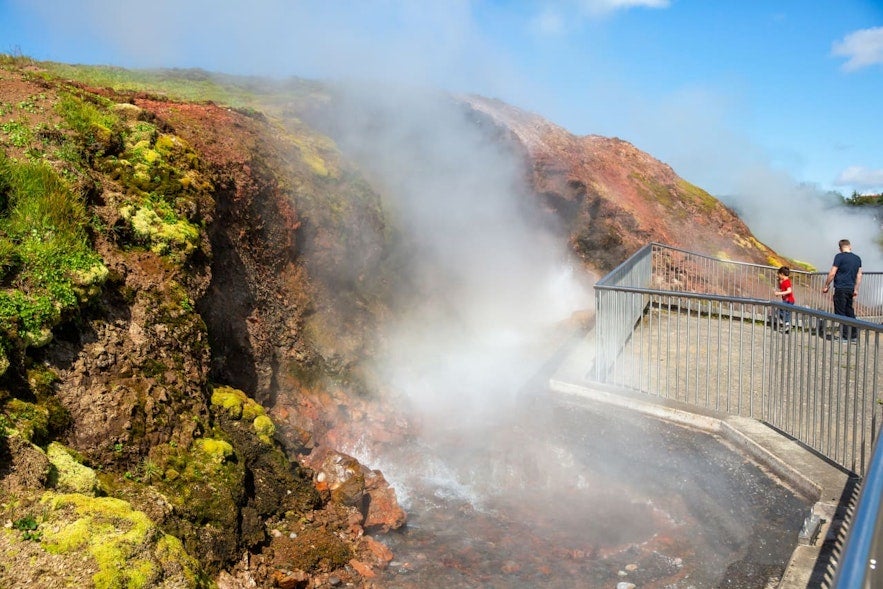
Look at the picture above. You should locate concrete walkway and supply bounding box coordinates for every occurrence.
[547,331,854,589]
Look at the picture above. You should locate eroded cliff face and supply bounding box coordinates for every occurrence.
[0,63,403,588]
[0,60,790,588]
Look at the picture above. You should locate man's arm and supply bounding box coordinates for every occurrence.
[822,266,838,292]
[854,268,862,296]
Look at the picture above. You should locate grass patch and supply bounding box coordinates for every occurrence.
[0,153,107,370]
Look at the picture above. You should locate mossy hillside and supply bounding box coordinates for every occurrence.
[628,174,721,221]
[676,178,720,213]
[36,492,212,589]
[24,58,394,386]
[36,61,329,124]
[96,111,210,262]
[0,82,209,457]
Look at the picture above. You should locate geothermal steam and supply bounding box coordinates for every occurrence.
[319,82,590,436]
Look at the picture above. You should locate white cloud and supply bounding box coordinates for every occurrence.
[533,0,669,26]
[530,8,567,36]
[832,26,883,71]
[835,165,883,190]
[578,0,670,16]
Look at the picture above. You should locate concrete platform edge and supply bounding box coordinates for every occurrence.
[548,377,851,589]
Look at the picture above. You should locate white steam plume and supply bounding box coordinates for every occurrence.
[318,82,591,433]
[718,165,883,272]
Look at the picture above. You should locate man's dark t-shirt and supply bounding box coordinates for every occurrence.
[833,251,862,290]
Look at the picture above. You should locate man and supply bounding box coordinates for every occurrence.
[822,239,862,341]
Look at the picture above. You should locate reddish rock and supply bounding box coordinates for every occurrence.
[363,468,407,533]
[302,447,406,533]
[360,535,394,566]
[272,569,308,589]
[348,559,376,578]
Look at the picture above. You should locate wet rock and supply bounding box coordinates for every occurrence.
[363,467,407,533]
[359,535,394,567]
[349,559,376,578]
[302,447,406,533]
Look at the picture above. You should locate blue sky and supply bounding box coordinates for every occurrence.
[1,0,882,266]
[1,0,880,197]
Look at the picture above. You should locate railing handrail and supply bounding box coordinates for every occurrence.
[636,241,882,279]
[591,242,883,589]
[594,282,883,330]
[833,437,883,587]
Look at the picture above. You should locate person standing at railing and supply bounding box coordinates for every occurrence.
[822,239,863,342]
[774,266,795,332]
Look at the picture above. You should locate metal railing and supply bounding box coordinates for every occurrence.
[592,243,883,588]
[594,243,883,475]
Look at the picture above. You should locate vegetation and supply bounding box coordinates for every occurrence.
[0,153,107,373]
[845,190,883,206]
[39,492,211,589]
[0,78,213,380]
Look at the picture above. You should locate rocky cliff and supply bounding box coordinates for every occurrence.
[0,57,785,588]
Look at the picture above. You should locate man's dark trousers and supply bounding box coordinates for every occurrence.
[834,289,857,339]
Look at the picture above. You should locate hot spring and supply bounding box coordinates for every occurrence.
[362,393,812,589]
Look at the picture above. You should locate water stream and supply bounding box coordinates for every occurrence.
[369,397,810,588]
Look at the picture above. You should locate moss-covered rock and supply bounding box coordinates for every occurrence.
[210,385,275,443]
[4,398,50,444]
[194,437,234,464]
[119,203,200,259]
[46,442,98,495]
[38,491,211,589]
[144,437,245,571]
[252,414,275,445]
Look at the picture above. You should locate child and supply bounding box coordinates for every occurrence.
[774,266,795,332]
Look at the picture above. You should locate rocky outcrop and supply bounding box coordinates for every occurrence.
[464,95,786,273]
[0,62,404,588]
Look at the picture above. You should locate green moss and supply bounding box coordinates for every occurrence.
[47,442,98,495]
[210,386,247,419]
[676,178,719,213]
[145,439,245,563]
[55,92,123,156]
[0,154,107,363]
[71,263,110,302]
[119,203,200,259]
[252,415,275,445]
[791,259,816,272]
[210,385,266,421]
[194,438,234,464]
[290,133,338,179]
[5,398,50,443]
[39,492,209,589]
[155,534,204,586]
[26,364,59,396]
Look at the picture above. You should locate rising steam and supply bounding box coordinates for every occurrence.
[314,81,591,434]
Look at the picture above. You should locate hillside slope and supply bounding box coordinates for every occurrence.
[464,95,784,272]
[0,59,789,588]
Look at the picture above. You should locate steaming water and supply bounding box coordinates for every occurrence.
[366,397,810,589]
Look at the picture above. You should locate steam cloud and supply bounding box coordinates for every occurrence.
[316,82,591,432]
